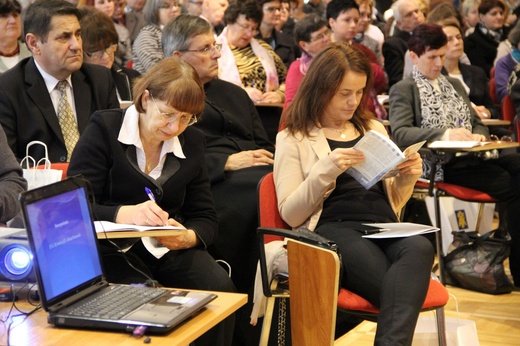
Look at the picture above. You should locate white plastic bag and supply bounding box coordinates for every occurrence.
[413,314,480,346]
[20,141,63,190]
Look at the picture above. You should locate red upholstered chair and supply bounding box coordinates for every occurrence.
[490,77,499,105]
[502,94,516,124]
[257,172,449,345]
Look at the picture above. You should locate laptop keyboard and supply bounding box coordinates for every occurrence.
[69,285,165,320]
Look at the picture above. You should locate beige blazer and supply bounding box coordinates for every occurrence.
[273,120,419,231]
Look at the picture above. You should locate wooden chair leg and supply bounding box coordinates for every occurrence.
[259,296,276,346]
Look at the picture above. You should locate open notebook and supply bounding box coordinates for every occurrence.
[20,175,216,334]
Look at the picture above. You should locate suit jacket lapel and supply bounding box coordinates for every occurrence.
[124,143,181,186]
[71,68,92,133]
[308,127,330,160]
[25,58,64,142]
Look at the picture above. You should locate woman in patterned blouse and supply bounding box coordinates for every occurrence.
[217,0,287,104]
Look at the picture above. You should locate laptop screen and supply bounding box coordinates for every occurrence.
[23,182,103,303]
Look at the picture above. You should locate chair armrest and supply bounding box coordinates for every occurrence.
[257,227,340,297]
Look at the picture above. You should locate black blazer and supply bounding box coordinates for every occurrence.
[67,109,218,248]
[0,57,120,163]
[383,29,411,88]
[464,23,507,78]
[257,29,298,68]
[195,79,274,183]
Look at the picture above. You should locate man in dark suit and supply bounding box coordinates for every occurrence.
[0,0,119,163]
[162,14,275,346]
[382,0,424,87]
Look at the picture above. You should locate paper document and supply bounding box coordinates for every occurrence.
[346,130,425,189]
[361,222,439,238]
[94,221,186,238]
[428,141,489,149]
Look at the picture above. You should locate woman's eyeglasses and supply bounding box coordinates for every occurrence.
[150,94,197,126]
[235,21,259,35]
[309,28,331,43]
[179,42,222,54]
[84,44,118,60]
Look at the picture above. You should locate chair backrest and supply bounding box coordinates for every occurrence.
[258,172,290,242]
[502,94,516,122]
[36,162,69,180]
[287,239,339,346]
[489,78,498,105]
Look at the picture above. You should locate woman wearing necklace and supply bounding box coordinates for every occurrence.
[275,42,432,345]
[68,58,236,346]
[0,0,31,74]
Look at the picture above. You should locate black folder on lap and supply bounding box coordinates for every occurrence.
[20,176,216,334]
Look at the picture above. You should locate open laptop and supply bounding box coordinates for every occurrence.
[20,175,217,334]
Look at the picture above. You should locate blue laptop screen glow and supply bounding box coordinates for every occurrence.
[26,187,103,301]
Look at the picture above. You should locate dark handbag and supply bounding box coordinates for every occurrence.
[444,229,513,294]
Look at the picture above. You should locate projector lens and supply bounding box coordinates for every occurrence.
[1,245,32,279]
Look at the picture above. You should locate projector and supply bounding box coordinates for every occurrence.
[0,228,35,283]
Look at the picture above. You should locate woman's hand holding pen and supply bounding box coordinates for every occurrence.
[448,128,474,141]
[115,200,169,226]
[329,148,365,171]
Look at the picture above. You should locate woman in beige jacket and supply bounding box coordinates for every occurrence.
[274,42,434,346]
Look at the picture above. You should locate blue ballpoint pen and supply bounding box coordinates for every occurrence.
[145,187,156,202]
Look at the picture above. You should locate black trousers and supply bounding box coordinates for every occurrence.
[100,240,236,346]
[316,221,434,346]
[444,153,520,286]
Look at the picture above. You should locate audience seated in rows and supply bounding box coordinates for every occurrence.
[217,0,287,104]
[389,23,520,289]
[132,0,180,73]
[0,0,119,163]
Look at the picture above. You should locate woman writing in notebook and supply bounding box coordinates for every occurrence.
[67,57,235,346]
[274,42,434,345]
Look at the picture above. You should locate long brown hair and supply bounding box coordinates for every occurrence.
[283,42,374,137]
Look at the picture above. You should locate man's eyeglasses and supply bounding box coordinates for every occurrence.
[179,42,222,54]
[150,94,197,126]
[309,28,331,43]
[84,44,118,60]
[235,21,259,35]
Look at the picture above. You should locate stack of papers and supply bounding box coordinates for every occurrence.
[361,222,439,238]
[94,221,186,239]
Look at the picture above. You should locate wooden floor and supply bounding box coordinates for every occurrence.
[339,259,520,345]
